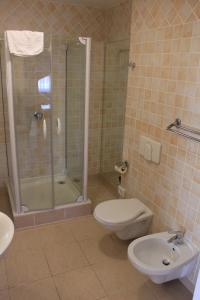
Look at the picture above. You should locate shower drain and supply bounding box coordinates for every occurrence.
[162,258,170,266]
[73,178,80,183]
[57,180,66,184]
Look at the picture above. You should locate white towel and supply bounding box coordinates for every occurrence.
[5,30,44,57]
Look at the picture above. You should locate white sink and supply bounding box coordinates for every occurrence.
[128,232,198,284]
[0,212,14,255]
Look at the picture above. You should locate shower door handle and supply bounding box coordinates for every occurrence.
[57,117,61,135]
[43,118,47,139]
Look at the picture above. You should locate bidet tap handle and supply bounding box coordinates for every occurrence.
[168,228,185,237]
[167,227,185,244]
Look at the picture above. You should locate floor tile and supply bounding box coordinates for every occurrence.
[148,280,192,300]
[79,234,128,264]
[5,249,50,287]
[44,241,89,275]
[0,289,9,300]
[6,228,41,255]
[0,258,8,290]
[38,221,75,248]
[69,216,108,241]
[106,283,156,300]
[2,216,193,300]
[9,277,60,300]
[54,266,105,300]
[93,259,147,295]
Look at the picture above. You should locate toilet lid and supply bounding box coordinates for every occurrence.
[94,198,146,225]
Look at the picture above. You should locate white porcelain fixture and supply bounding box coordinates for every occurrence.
[139,135,161,164]
[193,268,200,300]
[0,212,14,255]
[94,198,153,240]
[128,232,198,284]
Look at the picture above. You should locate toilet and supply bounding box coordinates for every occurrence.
[94,198,153,240]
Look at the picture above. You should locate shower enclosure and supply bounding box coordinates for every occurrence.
[1,33,91,216]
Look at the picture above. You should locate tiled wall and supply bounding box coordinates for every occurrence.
[104,0,132,42]
[88,41,104,175]
[0,0,132,186]
[52,35,68,176]
[66,42,86,179]
[123,0,200,286]
[0,74,8,185]
[101,40,129,175]
[0,0,133,187]
[11,38,54,179]
[100,0,131,183]
[0,0,105,39]
[89,1,132,177]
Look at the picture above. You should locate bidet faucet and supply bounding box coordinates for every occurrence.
[167,229,185,245]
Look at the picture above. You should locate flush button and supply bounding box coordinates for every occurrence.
[139,136,162,164]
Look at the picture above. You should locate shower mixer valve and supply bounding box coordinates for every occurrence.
[33,111,43,120]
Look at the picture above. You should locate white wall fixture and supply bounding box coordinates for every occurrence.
[128,232,198,284]
[94,198,153,240]
[0,212,14,255]
[193,268,200,300]
[139,136,161,164]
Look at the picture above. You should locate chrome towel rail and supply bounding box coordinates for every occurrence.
[166,118,200,143]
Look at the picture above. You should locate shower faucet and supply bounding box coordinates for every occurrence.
[33,111,43,120]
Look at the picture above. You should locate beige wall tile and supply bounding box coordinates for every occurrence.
[0,0,105,187]
[123,0,200,286]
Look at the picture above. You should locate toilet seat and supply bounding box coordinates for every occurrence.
[94,198,146,227]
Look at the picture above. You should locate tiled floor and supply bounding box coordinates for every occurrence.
[0,188,13,220]
[0,215,193,300]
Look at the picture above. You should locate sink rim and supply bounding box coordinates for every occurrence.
[128,232,199,276]
[0,212,14,255]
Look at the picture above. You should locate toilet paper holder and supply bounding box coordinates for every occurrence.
[114,161,128,175]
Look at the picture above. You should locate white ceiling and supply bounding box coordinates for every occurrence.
[68,0,127,9]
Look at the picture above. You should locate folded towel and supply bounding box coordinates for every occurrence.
[6,30,44,57]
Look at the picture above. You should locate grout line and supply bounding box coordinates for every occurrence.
[51,276,62,300]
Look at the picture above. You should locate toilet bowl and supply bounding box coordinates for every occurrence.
[94,198,153,240]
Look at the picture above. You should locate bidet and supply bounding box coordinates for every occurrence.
[128,232,198,284]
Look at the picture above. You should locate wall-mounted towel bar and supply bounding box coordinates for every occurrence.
[166,118,200,143]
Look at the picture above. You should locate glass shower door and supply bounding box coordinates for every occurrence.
[100,39,130,188]
[52,36,86,206]
[11,34,54,211]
